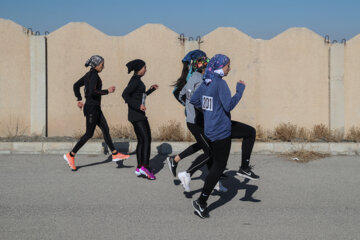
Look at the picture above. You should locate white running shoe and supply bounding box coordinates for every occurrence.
[178,171,191,192]
[214,180,228,193]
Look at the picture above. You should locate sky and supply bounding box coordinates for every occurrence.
[1,0,359,41]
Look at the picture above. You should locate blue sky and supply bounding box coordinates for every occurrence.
[1,0,359,41]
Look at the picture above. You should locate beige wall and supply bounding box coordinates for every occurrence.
[47,23,185,136]
[0,19,31,136]
[0,18,359,137]
[201,27,329,129]
[344,35,360,131]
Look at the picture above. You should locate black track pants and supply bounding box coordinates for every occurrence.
[198,137,231,205]
[231,121,256,169]
[132,120,151,168]
[72,109,115,153]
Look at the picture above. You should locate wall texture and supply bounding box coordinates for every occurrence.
[0,18,359,137]
[0,19,31,136]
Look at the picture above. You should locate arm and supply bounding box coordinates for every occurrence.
[219,81,245,112]
[73,77,85,101]
[178,82,188,105]
[122,79,141,109]
[189,83,204,109]
[145,84,159,96]
[88,72,109,97]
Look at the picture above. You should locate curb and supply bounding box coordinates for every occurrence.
[0,141,359,155]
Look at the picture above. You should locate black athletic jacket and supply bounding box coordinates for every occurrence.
[122,75,155,122]
[73,68,109,115]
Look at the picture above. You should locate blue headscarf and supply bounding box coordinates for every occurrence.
[182,50,207,81]
[203,54,230,84]
[182,50,206,63]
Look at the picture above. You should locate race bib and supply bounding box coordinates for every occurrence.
[202,96,213,111]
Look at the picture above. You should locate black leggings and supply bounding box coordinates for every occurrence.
[185,123,211,176]
[72,109,115,153]
[198,137,232,205]
[231,121,256,168]
[179,121,256,175]
[132,120,151,168]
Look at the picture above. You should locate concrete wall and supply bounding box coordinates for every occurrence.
[0,19,31,137]
[201,27,329,129]
[0,18,359,137]
[344,35,360,132]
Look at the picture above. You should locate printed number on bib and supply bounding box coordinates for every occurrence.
[202,96,213,111]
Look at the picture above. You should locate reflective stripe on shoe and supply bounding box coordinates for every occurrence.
[63,153,76,171]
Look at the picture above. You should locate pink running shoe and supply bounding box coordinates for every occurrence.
[135,167,141,176]
[139,166,156,180]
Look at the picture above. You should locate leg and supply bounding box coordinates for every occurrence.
[72,111,99,153]
[231,121,256,168]
[186,123,212,175]
[132,121,144,168]
[198,137,231,204]
[97,111,115,152]
[193,137,231,218]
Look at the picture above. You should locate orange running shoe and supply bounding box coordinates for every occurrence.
[112,152,130,162]
[63,152,77,171]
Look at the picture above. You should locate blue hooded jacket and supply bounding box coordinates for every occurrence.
[190,54,245,141]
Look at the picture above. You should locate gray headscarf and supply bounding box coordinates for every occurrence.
[85,55,104,68]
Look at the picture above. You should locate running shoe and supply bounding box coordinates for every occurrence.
[166,155,178,177]
[192,200,209,219]
[140,166,156,180]
[112,152,130,162]
[214,180,228,192]
[178,171,191,192]
[135,167,141,176]
[63,152,77,171]
[237,166,259,180]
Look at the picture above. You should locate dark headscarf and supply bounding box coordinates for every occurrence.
[126,59,146,74]
[85,55,104,68]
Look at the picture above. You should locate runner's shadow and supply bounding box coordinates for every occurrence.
[76,155,113,170]
[103,142,131,155]
[207,171,261,212]
[151,143,172,175]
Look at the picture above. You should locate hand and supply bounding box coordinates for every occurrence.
[108,86,116,93]
[77,101,84,110]
[238,80,245,86]
[140,104,146,112]
[151,84,159,90]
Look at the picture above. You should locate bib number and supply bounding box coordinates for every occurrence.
[202,96,213,111]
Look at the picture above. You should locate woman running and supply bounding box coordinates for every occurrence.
[122,59,158,180]
[190,54,245,218]
[168,56,227,193]
[167,50,209,175]
[64,55,130,171]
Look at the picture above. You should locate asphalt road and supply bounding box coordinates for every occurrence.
[0,153,359,240]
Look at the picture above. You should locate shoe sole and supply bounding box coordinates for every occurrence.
[63,154,76,171]
[139,169,156,180]
[112,156,130,162]
[166,157,175,177]
[236,172,259,180]
[192,201,206,219]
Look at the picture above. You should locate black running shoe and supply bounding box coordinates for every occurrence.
[237,166,259,180]
[166,156,178,177]
[192,200,209,219]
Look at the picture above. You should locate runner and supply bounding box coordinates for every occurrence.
[190,54,245,218]
[167,51,207,175]
[167,56,227,193]
[63,55,130,171]
[122,59,158,180]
